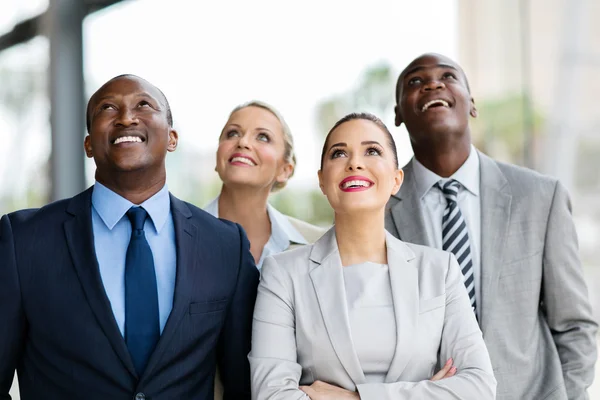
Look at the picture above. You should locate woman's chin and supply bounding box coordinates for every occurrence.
[333,201,386,216]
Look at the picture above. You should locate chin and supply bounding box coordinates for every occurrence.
[334,201,385,216]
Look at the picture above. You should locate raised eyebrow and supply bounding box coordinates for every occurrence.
[328,142,347,150]
[136,93,162,105]
[255,127,274,135]
[403,64,460,79]
[362,140,382,146]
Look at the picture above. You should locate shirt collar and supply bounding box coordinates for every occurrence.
[204,195,308,246]
[412,144,480,199]
[91,181,170,233]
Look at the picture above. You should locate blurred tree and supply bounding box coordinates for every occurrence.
[0,64,48,212]
[316,63,396,138]
[471,93,545,166]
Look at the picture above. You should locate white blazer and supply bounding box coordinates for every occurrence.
[249,228,496,399]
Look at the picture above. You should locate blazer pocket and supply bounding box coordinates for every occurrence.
[189,300,228,315]
[419,295,445,314]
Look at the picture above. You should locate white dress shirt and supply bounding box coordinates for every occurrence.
[204,196,308,270]
[411,145,481,319]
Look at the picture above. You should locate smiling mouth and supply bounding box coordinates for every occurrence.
[229,156,256,166]
[112,136,145,144]
[340,179,373,191]
[421,99,450,112]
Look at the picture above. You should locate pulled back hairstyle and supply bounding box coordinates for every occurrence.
[227,100,296,191]
[320,112,399,169]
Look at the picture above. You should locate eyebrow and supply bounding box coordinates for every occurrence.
[328,140,382,150]
[94,92,159,105]
[403,63,459,78]
[223,123,274,134]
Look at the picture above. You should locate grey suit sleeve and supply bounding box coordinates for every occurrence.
[248,257,309,400]
[541,181,598,400]
[0,214,26,399]
[356,254,496,400]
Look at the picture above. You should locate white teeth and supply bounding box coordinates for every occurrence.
[342,180,371,189]
[421,99,449,112]
[114,136,142,144]
[230,156,255,166]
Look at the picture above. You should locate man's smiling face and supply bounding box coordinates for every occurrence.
[394,53,477,146]
[84,75,177,178]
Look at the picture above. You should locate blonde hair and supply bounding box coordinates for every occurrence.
[228,100,296,191]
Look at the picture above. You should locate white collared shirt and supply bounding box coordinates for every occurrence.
[412,145,481,319]
[204,196,308,270]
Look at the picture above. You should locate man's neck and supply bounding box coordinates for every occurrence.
[96,170,166,205]
[413,138,472,178]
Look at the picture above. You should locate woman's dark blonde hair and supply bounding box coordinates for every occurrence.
[228,100,296,191]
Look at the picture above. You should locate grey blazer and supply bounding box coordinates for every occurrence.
[385,150,598,400]
[249,228,496,400]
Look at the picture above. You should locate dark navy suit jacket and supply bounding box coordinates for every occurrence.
[0,187,259,400]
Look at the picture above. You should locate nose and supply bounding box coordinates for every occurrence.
[423,78,445,91]
[236,132,251,149]
[115,107,139,127]
[346,154,364,171]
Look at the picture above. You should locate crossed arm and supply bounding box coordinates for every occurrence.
[249,254,496,400]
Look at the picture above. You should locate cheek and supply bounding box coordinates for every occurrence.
[320,164,342,195]
[216,141,234,162]
[255,145,281,166]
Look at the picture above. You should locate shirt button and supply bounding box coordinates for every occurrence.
[134,393,145,400]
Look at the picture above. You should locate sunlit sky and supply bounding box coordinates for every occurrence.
[0,0,458,196]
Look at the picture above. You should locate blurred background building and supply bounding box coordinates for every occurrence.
[1,0,599,398]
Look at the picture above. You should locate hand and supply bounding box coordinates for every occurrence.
[430,358,457,381]
[300,380,360,400]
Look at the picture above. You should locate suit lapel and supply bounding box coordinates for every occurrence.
[478,152,512,332]
[64,187,137,377]
[384,232,419,382]
[143,194,197,378]
[388,161,431,246]
[309,230,366,385]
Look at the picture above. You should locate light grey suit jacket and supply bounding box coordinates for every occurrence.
[249,228,496,399]
[385,151,598,400]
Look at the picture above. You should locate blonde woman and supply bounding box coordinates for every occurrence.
[208,102,326,399]
[205,101,325,269]
[249,113,496,399]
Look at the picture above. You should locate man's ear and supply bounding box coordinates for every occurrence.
[84,135,93,158]
[167,129,178,152]
[394,104,403,127]
[470,97,478,118]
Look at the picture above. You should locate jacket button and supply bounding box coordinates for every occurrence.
[134,393,145,400]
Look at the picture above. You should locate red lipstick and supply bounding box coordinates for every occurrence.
[339,175,374,192]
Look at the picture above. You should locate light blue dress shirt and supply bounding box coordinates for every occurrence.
[91,182,176,336]
[204,196,307,270]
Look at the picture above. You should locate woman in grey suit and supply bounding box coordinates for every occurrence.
[249,113,496,400]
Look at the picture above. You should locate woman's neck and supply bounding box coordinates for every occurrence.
[218,185,272,263]
[334,209,387,266]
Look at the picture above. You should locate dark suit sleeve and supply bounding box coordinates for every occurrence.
[217,224,259,400]
[542,181,598,400]
[0,214,26,399]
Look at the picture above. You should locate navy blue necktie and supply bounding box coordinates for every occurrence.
[125,206,160,375]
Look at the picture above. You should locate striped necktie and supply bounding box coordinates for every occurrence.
[436,180,476,314]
